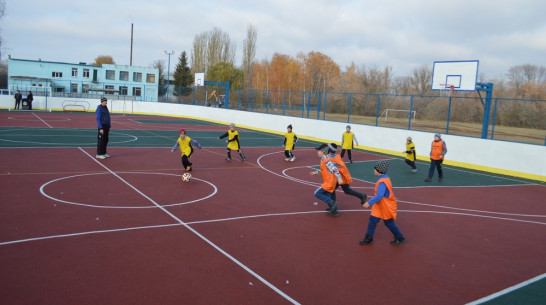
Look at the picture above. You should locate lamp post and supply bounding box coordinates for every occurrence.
[164,50,174,102]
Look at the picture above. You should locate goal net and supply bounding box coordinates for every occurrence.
[380,109,417,122]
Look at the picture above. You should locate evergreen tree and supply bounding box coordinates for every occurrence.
[173,51,194,96]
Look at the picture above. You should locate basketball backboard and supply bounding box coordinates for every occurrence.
[431,60,479,91]
[194,72,205,86]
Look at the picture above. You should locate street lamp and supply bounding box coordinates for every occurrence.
[164,50,174,102]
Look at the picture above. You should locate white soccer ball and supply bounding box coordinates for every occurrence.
[181,173,192,182]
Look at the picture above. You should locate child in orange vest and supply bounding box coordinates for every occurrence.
[360,160,406,245]
[310,144,343,216]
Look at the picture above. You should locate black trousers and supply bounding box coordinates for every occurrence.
[97,126,110,155]
[428,159,443,178]
[181,155,192,169]
[341,149,352,160]
[331,183,365,202]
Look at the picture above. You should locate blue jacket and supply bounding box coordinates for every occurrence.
[96,105,111,128]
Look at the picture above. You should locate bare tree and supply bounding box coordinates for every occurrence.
[242,23,257,88]
[191,32,208,73]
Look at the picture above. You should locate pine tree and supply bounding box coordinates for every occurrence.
[173,51,194,96]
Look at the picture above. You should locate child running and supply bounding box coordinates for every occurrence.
[282,124,298,162]
[327,143,367,205]
[340,125,358,163]
[360,160,406,245]
[218,123,246,161]
[403,136,417,172]
[309,144,343,216]
[171,129,201,172]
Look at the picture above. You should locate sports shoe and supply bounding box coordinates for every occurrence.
[326,211,340,217]
[424,177,432,182]
[285,157,290,161]
[359,235,373,245]
[241,157,246,161]
[390,237,407,245]
[225,157,232,161]
[104,154,111,158]
[438,177,443,182]
[410,169,417,172]
[96,155,106,159]
[290,156,296,162]
[186,166,192,172]
[349,159,353,163]
[360,194,367,205]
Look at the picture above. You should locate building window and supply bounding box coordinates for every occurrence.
[106,70,115,80]
[105,85,115,94]
[52,72,63,78]
[71,83,78,93]
[119,86,128,95]
[72,68,78,77]
[133,72,142,82]
[82,84,90,93]
[120,71,129,81]
[83,69,90,78]
[146,73,156,83]
[133,87,142,97]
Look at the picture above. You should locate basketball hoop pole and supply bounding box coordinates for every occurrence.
[476,82,494,139]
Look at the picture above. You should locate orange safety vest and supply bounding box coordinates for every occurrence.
[331,154,352,185]
[319,157,337,192]
[430,140,445,160]
[370,177,398,220]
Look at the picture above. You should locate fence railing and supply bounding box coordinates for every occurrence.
[159,86,546,146]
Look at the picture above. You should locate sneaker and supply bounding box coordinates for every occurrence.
[410,169,417,172]
[186,166,192,172]
[104,154,111,158]
[241,157,246,161]
[284,158,290,161]
[290,156,296,162]
[349,159,353,163]
[424,177,432,182]
[360,194,367,205]
[390,237,407,245]
[96,155,106,159]
[359,235,374,245]
[225,157,232,161]
[326,211,340,217]
[438,177,443,182]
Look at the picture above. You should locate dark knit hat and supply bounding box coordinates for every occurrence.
[434,133,441,139]
[315,144,329,154]
[346,125,351,129]
[374,160,389,174]
[287,124,293,129]
[327,143,338,153]
[100,97,107,102]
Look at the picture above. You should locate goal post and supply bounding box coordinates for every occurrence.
[380,109,417,122]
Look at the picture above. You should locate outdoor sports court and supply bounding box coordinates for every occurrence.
[0,110,545,305]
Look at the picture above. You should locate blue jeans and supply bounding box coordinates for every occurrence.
[314,187,336,211]
[365,215,404,239]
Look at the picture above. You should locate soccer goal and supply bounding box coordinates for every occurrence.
[380,109,417,122]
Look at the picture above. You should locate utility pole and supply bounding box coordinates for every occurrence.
[164,51,174,102]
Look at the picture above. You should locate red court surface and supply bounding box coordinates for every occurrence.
[1,111,545,305]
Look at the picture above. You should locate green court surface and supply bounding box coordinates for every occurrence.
[343,159,538,187]
[0,127,322,149]
[472,276,546,305]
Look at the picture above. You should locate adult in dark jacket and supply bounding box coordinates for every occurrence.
[14,91,22,110]
[95,97,111,159]
[27,91,34,110]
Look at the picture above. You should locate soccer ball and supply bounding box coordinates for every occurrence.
[181,173,192,182]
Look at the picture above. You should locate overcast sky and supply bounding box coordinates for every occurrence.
[2,0,545,80]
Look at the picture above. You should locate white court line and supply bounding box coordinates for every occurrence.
[3,207,544,247]
[466,273,546,305]
[32,112,53,128]
[76,147,301,305]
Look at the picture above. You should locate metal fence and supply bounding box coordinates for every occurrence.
[161,86,546,146]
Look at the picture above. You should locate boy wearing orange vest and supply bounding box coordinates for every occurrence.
[327,143,367,205]
[310,144,343,216]
[425,133,447,182]
[360,160,406,245]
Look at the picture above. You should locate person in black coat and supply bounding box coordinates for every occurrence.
[14,91,22,110]
[27,91,33,110]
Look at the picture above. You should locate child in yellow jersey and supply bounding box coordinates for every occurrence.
[218,123,246,161]
[341,125,358,163]
[403,136,417,172]
[171,129,201,172]
[282,124,298,162]
[360,160,406,245]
